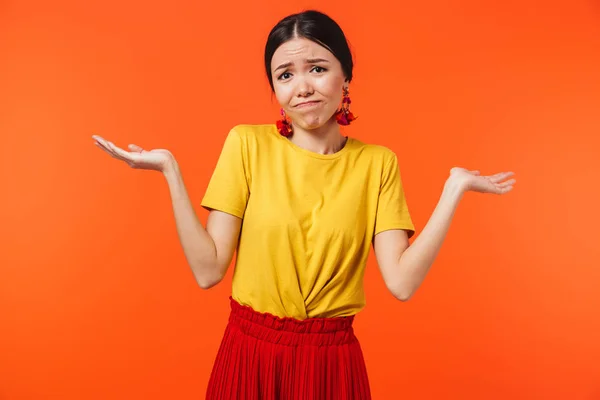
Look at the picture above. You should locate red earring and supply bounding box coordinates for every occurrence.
[335,86,357,126]
[276,108,293,137]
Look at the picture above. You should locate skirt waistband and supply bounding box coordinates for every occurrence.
[227,297,357,346]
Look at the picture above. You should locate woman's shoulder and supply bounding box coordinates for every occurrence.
[223,124,280,152]
[229,124,277,140]
[351,137,397,163]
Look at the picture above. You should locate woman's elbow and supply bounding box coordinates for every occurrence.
[192,263,225,290]
[196,275,223,290]
[197,281,218,290]
[387,284,413,302]
[395,292,413,302]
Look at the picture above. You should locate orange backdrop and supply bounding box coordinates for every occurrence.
[1,0,600,399]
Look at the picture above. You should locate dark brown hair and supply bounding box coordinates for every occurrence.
[264,10,354,91]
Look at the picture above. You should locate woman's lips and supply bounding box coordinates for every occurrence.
[294,101,321,108]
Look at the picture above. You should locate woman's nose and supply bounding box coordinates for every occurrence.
[295,79,314,97]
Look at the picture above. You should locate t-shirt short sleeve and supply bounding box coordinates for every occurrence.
[374,153,415,238]
[201,127,250,219]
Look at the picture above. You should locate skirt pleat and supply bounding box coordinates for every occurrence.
[206,297,371,399]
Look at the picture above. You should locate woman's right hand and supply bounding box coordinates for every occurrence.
[92,135,174,172]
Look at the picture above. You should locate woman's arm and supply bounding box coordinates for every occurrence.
[92,135,241,289]
[374,168,515,301]
[374,178,463,300]
[163,160,241,289]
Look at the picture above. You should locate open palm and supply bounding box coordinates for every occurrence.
[92,135,173,172]
[450,167,516,195]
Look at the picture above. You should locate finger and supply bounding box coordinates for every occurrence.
[489,171,514,183]
[98,139,131,163]
[489,171,513,179]
[93,136,117,155]
[94,141,108,152]
[100,141,127,162]
[95,141,125,161]
[469,170,480,175]
[128,144,144,153]
[93,137,116,155]
[94,137,135,165]
[93,135,110,146]
[107,141,135,162]
[493,182,514,193]
[497,179,516,188]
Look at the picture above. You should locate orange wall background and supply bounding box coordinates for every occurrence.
[1,0,600,399]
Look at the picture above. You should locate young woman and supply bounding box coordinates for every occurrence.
[93,10,515,400]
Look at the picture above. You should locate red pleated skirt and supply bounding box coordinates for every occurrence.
[206,297,372,399]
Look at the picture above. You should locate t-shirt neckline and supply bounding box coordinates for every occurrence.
[271,124,354,160]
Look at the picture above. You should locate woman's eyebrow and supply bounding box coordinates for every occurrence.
[305,58,330,64]
[274,58,330,72]
[274,62,293,72]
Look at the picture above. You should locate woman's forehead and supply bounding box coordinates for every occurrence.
[272,38,333,64]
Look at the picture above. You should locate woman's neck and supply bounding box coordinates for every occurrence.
[288,119,347,155]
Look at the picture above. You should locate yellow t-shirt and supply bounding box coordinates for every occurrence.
[201,124,415,319]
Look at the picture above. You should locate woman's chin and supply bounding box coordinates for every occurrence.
[299,115,334,130]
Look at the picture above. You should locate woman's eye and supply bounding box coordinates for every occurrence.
[278,72,291,80]
[312,66,326,73]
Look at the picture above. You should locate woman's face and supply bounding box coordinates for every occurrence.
[271,37,347,131]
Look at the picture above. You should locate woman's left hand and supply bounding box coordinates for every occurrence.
[449,167,516,195]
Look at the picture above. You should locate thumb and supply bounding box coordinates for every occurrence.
[128,144,144,153]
